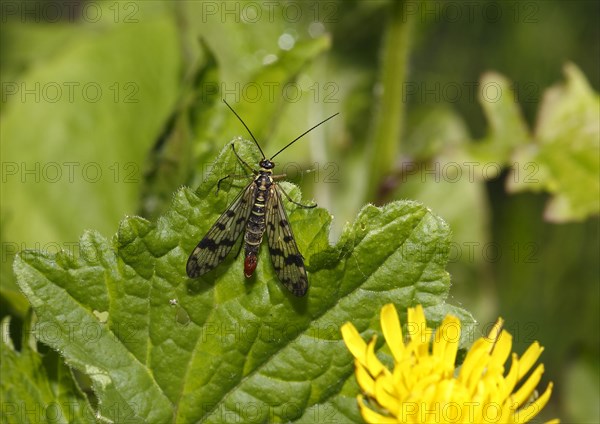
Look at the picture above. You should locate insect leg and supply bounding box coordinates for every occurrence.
[231,143,256,173]
[215,145,257,195]
[277,184,317,209]
[216,173,254,195]
[215,144,258,195]
[216,175,231,194]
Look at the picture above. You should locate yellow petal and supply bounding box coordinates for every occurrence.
[489,330,513,370]
[502,353,520,399]
[391,364,410,399]
[518,342,544,380]
[512,364,544,407]
[407,304,428,344]
[341,322,368,366]
[366,336,387,377]
[513,382,554,424]
[381,303,405,362]
[486,317,505,351]
[408,305,434,361]
[458,339,490,393]
[358,395,399,424]
[458,338,486,379]
[432,315,461,372]
[499,398,515,423]
[432,378,456,402]
[355,359,376,395]
[374,374,401,416]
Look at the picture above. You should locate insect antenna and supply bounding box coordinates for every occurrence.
[222,99,266,159]
[270,112,339,160]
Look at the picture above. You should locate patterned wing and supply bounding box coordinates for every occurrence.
[186,183,256,277]
[265,185,309,296]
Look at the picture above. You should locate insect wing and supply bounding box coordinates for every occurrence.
[186,183,256,277]
[265,186,309,296]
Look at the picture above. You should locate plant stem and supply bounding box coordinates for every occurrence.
[365,0,414,204]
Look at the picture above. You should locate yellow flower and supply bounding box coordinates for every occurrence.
[341,304,557,423]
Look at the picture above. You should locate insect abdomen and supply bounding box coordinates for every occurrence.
[243,173,271,277]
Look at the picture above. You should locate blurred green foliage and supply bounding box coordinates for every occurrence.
[1,0,598,422]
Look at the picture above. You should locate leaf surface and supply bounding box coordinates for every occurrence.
[15,140,473,422]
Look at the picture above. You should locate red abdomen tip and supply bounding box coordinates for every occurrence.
[244,254,257,278]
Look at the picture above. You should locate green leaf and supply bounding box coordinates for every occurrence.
[14,140,473,422]
[398,106,489,254]
[1,220,29,318]
[1,312,94,423]
[138,38,219,220]
[402,105,470,160]
[507,63,600,222]
[192,35,333,157]
[0,4,181,247]
[469,72,531,166]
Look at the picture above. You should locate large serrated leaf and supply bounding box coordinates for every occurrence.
[14,140,473,422]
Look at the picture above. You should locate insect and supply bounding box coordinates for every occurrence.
[186,100,338,296]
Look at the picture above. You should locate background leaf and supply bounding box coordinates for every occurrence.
[507,63,600,221]
[1,3,181,247]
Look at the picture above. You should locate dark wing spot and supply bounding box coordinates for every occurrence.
[284,253,304,266]
[216,223,226,231]
[222,238,237,247]
[283,235,293,243]
[199,238,219,251]
[269,247,285,258]
[226,210,236,217]
[281,277,308,297]
[279,220,288,228]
